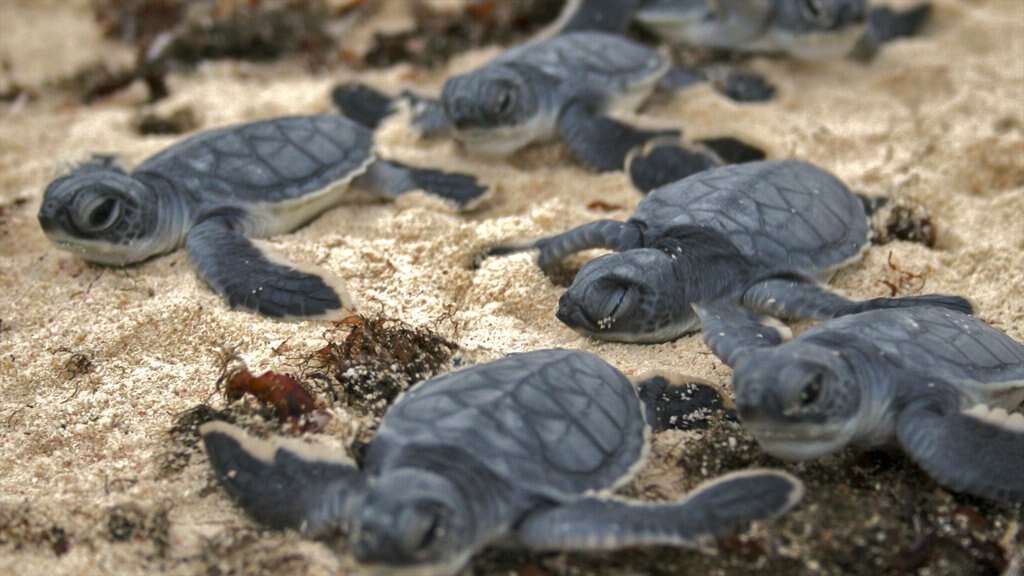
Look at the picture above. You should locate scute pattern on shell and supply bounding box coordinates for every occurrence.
[134,115,374,204]
[634,160,868,271]
[370,349,648,498]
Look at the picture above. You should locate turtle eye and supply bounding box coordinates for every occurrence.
[800,0,836,26]
[75,195,121,232]
[493,87,514,117]
[800,374,823,406]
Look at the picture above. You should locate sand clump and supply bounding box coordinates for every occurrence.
[1,1,1022,575]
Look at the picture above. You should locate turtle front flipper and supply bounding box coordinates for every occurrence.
[694,301,791,366]
[896,400,1024,503]
[200,421,366,535]
[632,371,733,432]
[483,219,643,270]
[356,159,486,208]
[558,100,678,172]
[742,277,974,320]
[515,469,803,550]
[185,215,349,318]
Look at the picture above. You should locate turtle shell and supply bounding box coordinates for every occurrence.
[800,307,1024,400]
[365,349,648,499]
[133,115,375,205]
[497,32,669,100]
[634,159,869,274]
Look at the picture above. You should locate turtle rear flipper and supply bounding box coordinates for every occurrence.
[897,401,1024,503]
[332,83,396,129]
[200,421,366,534]
[554,0,642,34]
[851,3,932,60]
[186,216,348,318]
[356,159,486,208]
[515,469,803,550]
[627,139,721,193]
[558,100,679,172]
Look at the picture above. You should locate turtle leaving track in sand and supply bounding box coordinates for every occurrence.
[333,31,764,191]
[482,160,971,343]
[37,114,485,318]
[698,306,1024,503]
[560,0,932,61]
[201,349,803,575]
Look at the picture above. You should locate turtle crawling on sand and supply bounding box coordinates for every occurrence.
[202,349,803,575]
[698,306,1024,503]
[334,31,763,190]
[560,0,932,61]
[37,115,485,318]
[482,160,971,343]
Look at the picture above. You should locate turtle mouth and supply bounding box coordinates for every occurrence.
[743,422,850,461]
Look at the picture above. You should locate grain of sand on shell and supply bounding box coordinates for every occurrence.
[0,1,1022,575]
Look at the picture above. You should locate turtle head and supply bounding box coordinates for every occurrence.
[732,344,862,460]
[349,470,474,574]
[779,0,867,32]
[557,248,697,343]
[38,158,166,266]
[440,64,544,156]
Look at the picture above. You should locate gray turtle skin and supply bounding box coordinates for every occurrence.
[484,160,971,343]
[334,31,735,178]
[201,349,804,575]
[562,0,931,61]
[698,306,1024,503]
[37,115,485,318]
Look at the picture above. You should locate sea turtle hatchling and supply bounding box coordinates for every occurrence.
[37,114,485,318]
[698,306,1024,503]
[482,160,971,343]
[333,31,763,189]
[201,349,804,575]
[561,0,932,61]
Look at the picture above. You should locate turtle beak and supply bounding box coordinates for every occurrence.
[37,199,64,233]
[556,292,599,332]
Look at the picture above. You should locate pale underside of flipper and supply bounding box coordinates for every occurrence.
[896,400,1024,503]
[514,469,804,551]
[200,421,365,535]
[185,214,350,318]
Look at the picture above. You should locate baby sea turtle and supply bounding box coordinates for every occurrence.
[562,0,932,61]
[333,31,763,189]
[37,115,485,318]
[201,349,803,575]
[698,306,1024,503]
[483,160,971,343]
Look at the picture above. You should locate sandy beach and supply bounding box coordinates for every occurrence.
[1,0,1022,574]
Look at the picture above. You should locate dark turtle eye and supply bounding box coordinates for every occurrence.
[800,0,836,26]
[417,513,441,551]
[74,194,121,232]
[494,88,514,117]
[800,375,823,406]
[88,198,118,228]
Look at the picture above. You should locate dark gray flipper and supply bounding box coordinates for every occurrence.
[697,137,766,165]
[742,277,974,320]
[558,100,679,172]
[628,140,720,193]
[200,421,365,534]
[185,215,344,318]
[332,84,451,137]
[896,400,1024,503]
[714,70,777,103]
[657,66,706,91]
[355,159,486,208]
[694,301,790,366]
[484,219,643,270]
[851,3,932,61]
[555,0,642,34]
[332,83,395,129]
[515,470,804,550]
[633,371,733,431]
